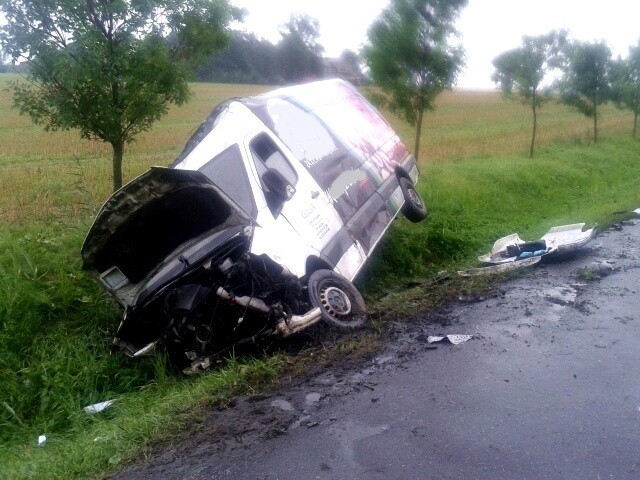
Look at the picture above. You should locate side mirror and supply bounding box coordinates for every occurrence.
[262,168,295,202]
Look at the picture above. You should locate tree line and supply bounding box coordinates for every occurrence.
[493,32,640,157]
[195,15,326,85]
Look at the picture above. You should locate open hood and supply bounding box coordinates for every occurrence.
[82,167,253,283]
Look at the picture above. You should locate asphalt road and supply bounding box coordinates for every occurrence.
[118,220,640,480]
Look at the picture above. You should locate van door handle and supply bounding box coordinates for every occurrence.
[311,190,320,199]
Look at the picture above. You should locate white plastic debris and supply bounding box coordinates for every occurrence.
[38,434,47,446]
[458,256,541,276]
[427,334,473,345]
[83,400,116,414]
[478,223,595,265]
[633,208,640,216]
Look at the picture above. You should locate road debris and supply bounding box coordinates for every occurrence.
[479,223,595,265]
[458,256,541,276]
[305,393,322,406]
[83,400,116,414]
[459,223,596,276]
[270,399,295,412]
[427,334,473,345]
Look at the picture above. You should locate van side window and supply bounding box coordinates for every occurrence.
[250,133,298,188]
[250,133,298,217]
[198,144,257,219]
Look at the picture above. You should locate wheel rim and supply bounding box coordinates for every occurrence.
[319,285,352,318]
[407,186,422,206]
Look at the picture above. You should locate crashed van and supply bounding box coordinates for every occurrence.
[81,79,427,370]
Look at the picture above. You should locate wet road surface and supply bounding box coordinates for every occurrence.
[117,221,640,480]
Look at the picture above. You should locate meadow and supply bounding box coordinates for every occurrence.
[1,73,639,479]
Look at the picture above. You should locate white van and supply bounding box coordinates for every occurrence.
[82,79,427,369]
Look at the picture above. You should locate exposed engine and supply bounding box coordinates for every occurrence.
[114,236,312,370]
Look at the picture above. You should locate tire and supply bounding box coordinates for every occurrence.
[399,177,427,223]
[307,270,368,329]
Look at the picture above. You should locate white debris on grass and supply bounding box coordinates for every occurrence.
[38,434,46,446]
[83,400,116,414]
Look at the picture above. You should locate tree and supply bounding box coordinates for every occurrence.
[558,40,612,143]
[0,0,238,191]
[278,14,323,83]
[492,31,566,157]
[610,42,640,139]
[364,0,467,160]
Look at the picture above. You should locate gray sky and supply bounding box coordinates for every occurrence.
[232,0,640,90]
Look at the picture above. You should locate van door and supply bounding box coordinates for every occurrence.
[246,131,348,268]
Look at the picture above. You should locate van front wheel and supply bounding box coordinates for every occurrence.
[307,270,368,329]
[399,177,427,223]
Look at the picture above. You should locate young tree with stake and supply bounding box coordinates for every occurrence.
[492,31,566,157]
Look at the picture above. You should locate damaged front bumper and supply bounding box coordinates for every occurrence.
[458,223,596,276]
[478,223,596,265]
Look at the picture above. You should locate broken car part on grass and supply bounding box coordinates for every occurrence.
[83,400,116,414]
[458,223,595,276]
[82,79,428,372]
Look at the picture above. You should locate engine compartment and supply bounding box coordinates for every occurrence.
[114,236,311,369]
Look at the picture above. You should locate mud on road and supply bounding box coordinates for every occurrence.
[116,220,640,480]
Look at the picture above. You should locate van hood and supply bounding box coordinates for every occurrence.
[81,167,253,283]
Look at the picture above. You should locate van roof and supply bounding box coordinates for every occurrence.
[172,79,359,167]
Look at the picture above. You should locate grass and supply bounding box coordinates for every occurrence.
[1,72,639,478]
[360,136,640,297]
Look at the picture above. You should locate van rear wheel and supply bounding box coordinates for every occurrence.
[307,270,368,329]
[399,177,427,223]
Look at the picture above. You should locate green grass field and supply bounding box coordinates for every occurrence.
[1,73,639,479]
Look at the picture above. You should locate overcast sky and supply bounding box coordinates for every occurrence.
[231,0,640,90]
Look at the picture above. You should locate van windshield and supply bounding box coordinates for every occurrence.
[199,144,257,219]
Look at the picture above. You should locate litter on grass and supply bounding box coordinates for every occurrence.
[427,335,473,345]
[83,400,116,414]
[38,435,46,446]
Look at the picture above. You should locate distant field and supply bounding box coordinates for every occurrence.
[0,73,632,225]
